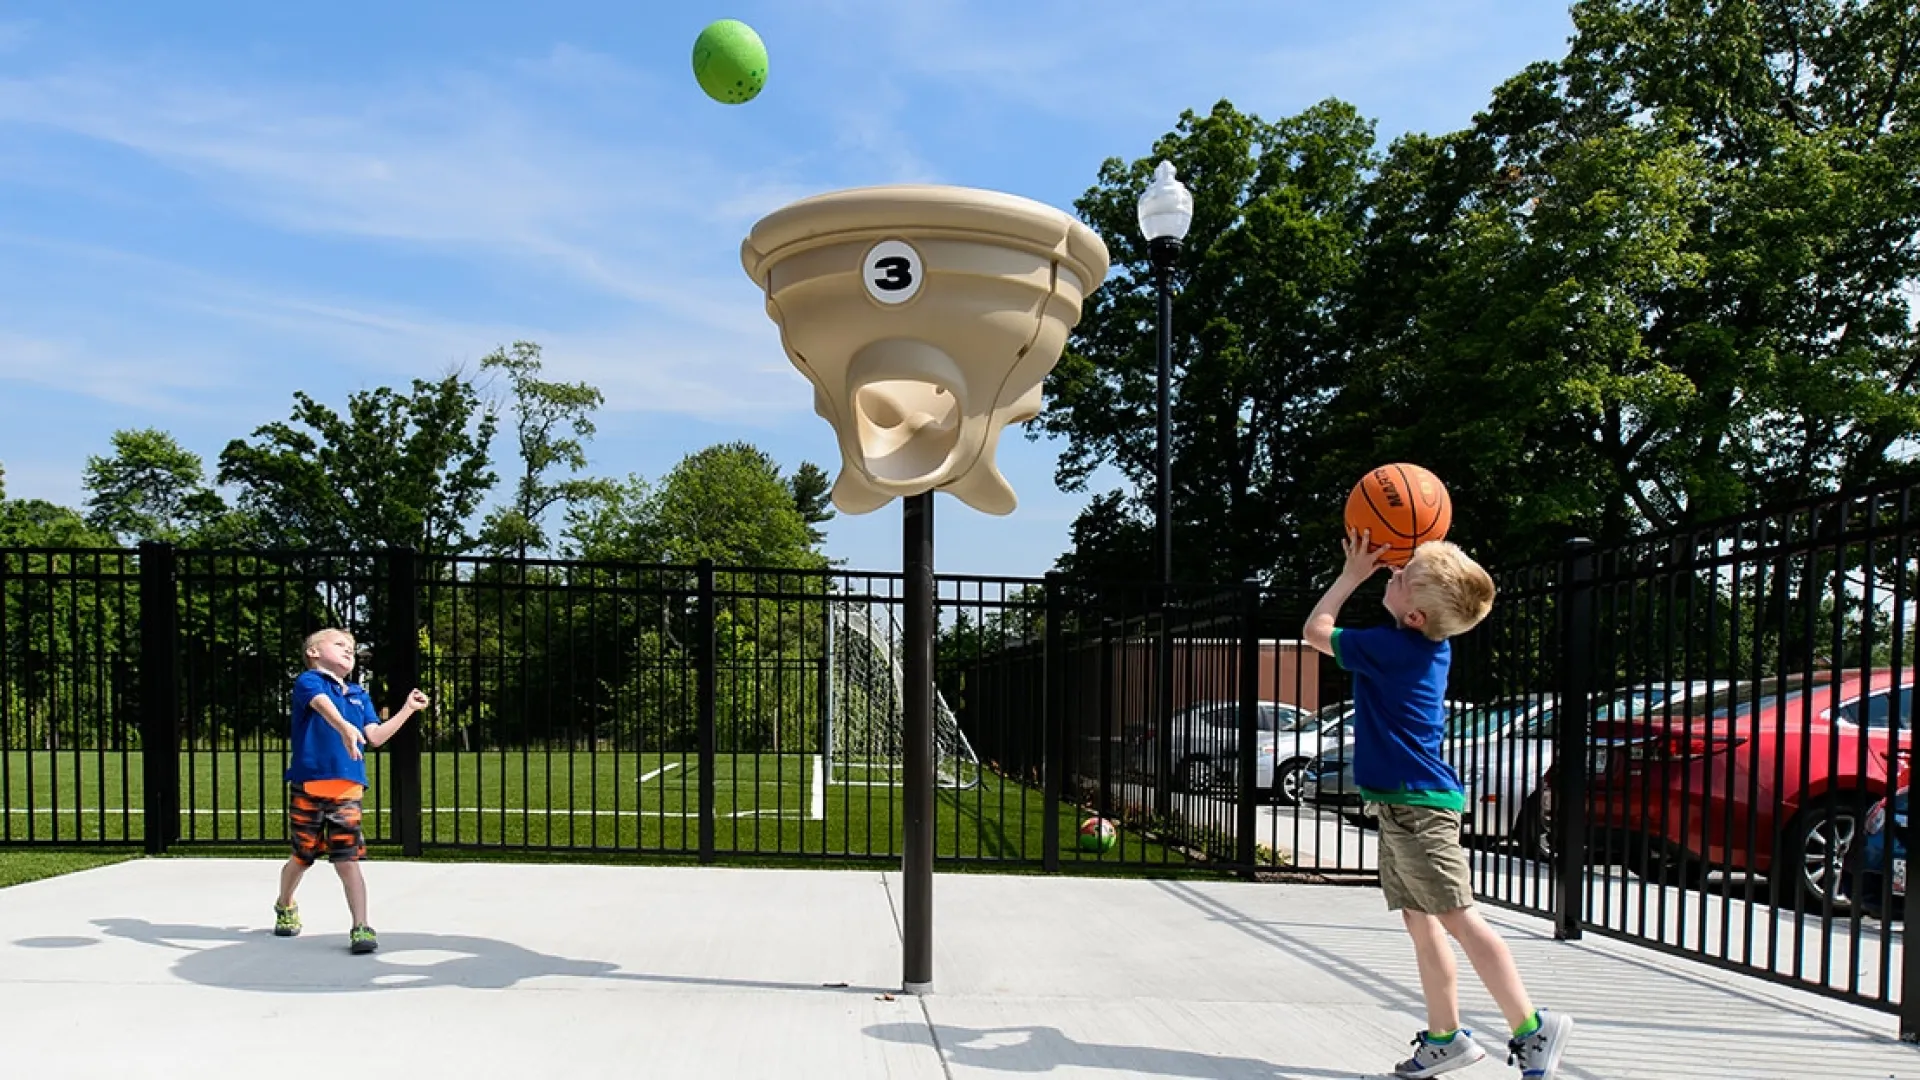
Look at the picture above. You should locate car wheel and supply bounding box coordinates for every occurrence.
[1777,796,1860,908]
[1270,759,1308,807]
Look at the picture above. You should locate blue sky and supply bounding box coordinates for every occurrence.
[0,2,1575,577]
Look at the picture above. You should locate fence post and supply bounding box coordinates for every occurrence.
[137,541,179,855]
[1553,537,1596,940]
[384,547,423,857]
[1042,572,1066,872]
[1098,617,1115,824]
[820,581,835,788]
[1235,580,1261,876]
[696,559,718,864]
[1905,780,1920,1041]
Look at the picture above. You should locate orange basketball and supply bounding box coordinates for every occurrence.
[1345,463,1451,567]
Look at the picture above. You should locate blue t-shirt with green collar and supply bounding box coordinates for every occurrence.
[1331,624,1466,812]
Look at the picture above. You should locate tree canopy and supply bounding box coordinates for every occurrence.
[1042,0,1920,583]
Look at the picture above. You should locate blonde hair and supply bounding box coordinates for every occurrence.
[303,628,355,667]
[1405,541,1495,641]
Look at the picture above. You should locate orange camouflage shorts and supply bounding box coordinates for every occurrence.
[288,785,366,865]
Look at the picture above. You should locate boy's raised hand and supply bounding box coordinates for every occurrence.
[1341,527,1388,581]
[406,689,431,712]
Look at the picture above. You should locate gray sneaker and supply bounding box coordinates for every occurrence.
[1394,1029,1488,1077]
[1507,1010,1573,1079]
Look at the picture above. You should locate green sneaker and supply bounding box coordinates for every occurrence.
[349,925,378,954]
[273,901,301,937]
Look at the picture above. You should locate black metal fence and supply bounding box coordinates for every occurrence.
[4,476,1920,1030]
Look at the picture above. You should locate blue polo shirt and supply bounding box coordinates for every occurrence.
[284,669,378,787]
[1331,624,1465,811]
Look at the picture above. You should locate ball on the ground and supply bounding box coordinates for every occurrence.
[692,19,767,104]
[1077,816,1117,853]
[1345,463,1451,567]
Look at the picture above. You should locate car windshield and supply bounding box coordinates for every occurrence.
[1271,707,1316,732]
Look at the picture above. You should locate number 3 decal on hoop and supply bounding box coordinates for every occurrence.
[862,239,923,305]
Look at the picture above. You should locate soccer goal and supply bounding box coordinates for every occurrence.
[824,600,982,790]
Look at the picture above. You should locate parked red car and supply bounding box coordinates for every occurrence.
[1573,669,1913,906]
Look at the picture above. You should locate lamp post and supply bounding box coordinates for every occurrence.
[1137,160,1192,816]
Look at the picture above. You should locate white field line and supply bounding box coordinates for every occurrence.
[7,805,809,820]
[637,761,684,784]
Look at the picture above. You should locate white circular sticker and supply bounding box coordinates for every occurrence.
[862,239,923,305]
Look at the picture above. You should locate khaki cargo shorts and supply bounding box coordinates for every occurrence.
[1369,802,1474,914]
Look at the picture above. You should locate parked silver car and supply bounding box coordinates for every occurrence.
[1142,699,1343,805]
[1304,684,1729,850]
[1299,700,1477,826]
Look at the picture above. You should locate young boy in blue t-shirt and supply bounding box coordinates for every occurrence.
[272,628,429,954]
[1305,532,1573,1079]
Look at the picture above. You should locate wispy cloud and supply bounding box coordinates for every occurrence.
[796,0,1570,136]
[0,222,806,420]
[0,329,238,411]
[0,44,891,309]
[0,40,848,419]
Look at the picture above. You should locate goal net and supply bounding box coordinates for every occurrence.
[826,600,982,790]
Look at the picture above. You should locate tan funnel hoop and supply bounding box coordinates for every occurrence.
[742,184,1109,515]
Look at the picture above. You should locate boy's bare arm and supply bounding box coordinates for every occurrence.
[1304,529,1387,656]
[365,689,431,747]
[307,694,365,761]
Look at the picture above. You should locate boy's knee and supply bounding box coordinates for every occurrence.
[1437,905,1492,937]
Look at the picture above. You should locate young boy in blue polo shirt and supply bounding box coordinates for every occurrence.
[273,628,429,954]
[1305,533,1573,1079]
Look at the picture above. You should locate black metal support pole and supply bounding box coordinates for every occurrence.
[384,546,423,857]
[137,541,179,855]
[1042,572,1065,872]
[1235,579,1261,876]
[1903,761,1920,1040]
[902,492,935,993]
[696,559,717,864]
[1153,238,1176,592]
[1553,538,1596,941]
[1151,234,1180,819]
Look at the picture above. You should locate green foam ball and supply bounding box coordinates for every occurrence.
[693,19,767,105]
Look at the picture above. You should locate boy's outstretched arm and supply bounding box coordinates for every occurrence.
[365,689,431,748]
[1303,529,1387,656]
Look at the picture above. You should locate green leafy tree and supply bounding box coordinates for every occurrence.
[1050,2,1920,584]
[0,498,113,548]
[0,500,121,748]
[217,373,499,555]
[571,443,830,754]
[1040,99,1378,585]
[653,442,826,569]
[1321,0,1920,565]
[561,474,659,563]
[476,341,613,558]
[82,428,227,544]
[788,461,836,547]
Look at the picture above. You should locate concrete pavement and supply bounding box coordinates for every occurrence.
[1,858,1915,1079]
